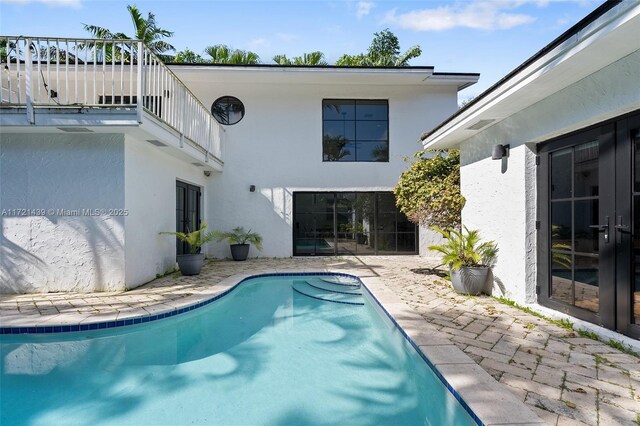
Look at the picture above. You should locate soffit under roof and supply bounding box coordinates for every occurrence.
[422,1,640,149]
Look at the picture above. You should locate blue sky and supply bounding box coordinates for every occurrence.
[0,0,601,100]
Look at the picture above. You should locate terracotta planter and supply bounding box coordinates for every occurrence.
[450,267,490,296]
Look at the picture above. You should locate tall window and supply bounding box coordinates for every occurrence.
[322,99,389,162]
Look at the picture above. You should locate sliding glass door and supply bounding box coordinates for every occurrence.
[293,192,417,256]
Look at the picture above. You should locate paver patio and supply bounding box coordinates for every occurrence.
[1,256,638,425]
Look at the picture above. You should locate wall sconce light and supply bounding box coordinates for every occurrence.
[492,144,510,160]
[203,170,211,177]
[249,185,256,192]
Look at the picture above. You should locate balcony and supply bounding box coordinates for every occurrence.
[0,36,223,169]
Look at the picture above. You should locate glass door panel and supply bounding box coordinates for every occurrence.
[551,255,573,305]
[355,193,376,254]
[541,113,640,337]
[293,192,417,255]
[175,181,201,255]
[632,129,640,327]
[574,255,599,313]
[547,138,602,319]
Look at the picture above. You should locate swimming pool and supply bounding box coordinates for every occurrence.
[1,275,477,425]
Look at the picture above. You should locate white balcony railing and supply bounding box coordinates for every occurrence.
[0,36,223,162]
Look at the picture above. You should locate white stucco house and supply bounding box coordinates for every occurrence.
[0,38,478,294]
[422,0,640,339]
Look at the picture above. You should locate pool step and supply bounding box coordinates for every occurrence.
[317,276,361,288]
[292,280,364,306]
[304,279,362,295]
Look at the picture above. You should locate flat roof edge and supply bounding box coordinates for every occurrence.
[166,63,436,70]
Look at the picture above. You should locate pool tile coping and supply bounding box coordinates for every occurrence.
[0,269,544,426]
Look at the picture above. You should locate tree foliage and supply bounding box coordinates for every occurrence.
[273,51,327,65]
[173,48,206,63]
[322,135,351,161]
[336,29,421,67]
[204,44,260,64]
[394,149,465,229]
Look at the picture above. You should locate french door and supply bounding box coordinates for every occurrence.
[176,181,201,255]
[538,111,639,338]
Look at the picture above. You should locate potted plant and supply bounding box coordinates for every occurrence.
[429,226,498,296]
[213,227,263,261]
[160,223,216,276]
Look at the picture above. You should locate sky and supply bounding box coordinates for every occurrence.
[0,0,602,100]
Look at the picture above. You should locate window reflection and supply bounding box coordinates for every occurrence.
[293,192,415,255]
[549,142,600,312]
[322,100,389,162]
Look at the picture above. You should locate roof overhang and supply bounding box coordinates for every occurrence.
[422,0,640,149]
[169,64,479,89]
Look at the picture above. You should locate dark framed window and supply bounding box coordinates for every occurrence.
[293,192,417,256]
[211,96,245,125]
[322,99,389,162]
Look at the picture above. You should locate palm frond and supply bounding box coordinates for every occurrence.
[160,222,216,254]
[273,54,290,65]
[213,226,263,251]
[395,45,422,66]
[428,226,498,270]
[82,24,116,39]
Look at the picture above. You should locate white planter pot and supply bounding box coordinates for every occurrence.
[450,267,490,296]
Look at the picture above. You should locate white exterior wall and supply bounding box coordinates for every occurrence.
[460,50,640,304]
[123,135,210,289]
[0,72,463,293]
[183,80,458,258]
[460,143,537,303]
[0,133,125,293]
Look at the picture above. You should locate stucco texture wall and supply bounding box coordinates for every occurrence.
[459,50,640,304]
[124,134,209,289]
[184,80,459,258]
[0,133,125,293]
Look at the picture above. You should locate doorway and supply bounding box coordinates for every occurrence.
[538,111,639,338]
[176,181,201,255]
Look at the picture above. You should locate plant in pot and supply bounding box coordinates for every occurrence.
[160,223,216,276]
[429,226,498,296]
[213,227,263,261]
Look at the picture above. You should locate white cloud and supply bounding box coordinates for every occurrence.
[0,0,81,7]
[276,33,298,43]
[247,37,270,50]
[383,1,538,32]
[356,1,375,19]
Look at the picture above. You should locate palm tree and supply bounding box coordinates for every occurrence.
[82,5,175,61]
[204,45,260,65]
[172,48,206,63]
[273,51,327,65]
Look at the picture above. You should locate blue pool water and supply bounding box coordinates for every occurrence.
[1,275,476,425]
